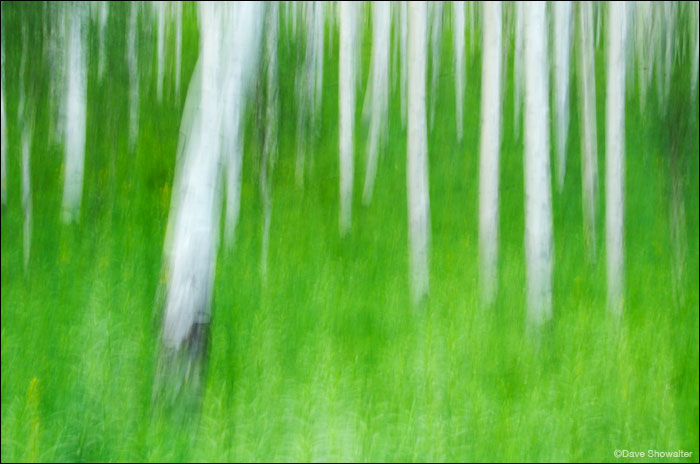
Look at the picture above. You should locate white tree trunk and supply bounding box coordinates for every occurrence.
[161,3,223,357]
[478,1,502,308]
[61,11,87,224]
[407,1,430,305]
[453,1,465,142]
[97,1,108,82]
[553,1,572,192]
[513,1,524,140]
[295,3,318,187]
[222,2,265,247]
[362,1,390,205]
[606,1,627,317]
[524,1,553,327]
[577,1,599,259]
[339,2,356,236]
[428,1,443,130]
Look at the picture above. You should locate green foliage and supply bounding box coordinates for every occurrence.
[1,3,698,462]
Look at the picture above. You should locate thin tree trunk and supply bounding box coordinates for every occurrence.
[606,1,627,317]
[428,1,443,131]
[339,2,357,236]
[362,1,390,205]
[524,1,553,327]
[61,11,87,224]
[453,1,465,142]
[513,1,524,140]
[407,0,430,305]
[478,1,502,308]
[553,1,572,192]
[577,1,599,260]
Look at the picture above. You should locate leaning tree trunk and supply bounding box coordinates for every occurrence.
[407,1,431,306]
[606,1,627,318]
[524,1,553,328]
[156,3,225,408]
[478,1,502,308]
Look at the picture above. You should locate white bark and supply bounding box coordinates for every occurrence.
[428,1,443,130]
[362,1,390,205]
[407,1,430,305]
[162,3,224,351]
[524,1,553,327]
[453,1,465,142]
[61,11,87,224]
[478,1,502,308]
[222,2,265,247]
[97,1,109,82]
[606,1,627,317]
[513,1,524,140]
[577,1,599,259]
[339,2,356,235]
[553,1,572,192]
[295,2,319,187]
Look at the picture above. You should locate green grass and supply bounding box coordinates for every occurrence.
[1,3,698,462]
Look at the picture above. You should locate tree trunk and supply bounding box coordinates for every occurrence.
[261,2,279,283]
[577,1,599,260]
[524,1,553,327]
[338,2,357,236]
[453,1,465,142]
[606,1,627,317]
[478,1,502,308]
[428,1,443,131]
[407,1,430,306]
[61,10,87,224]
[553,1,572,192]
[362,1,390,205]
